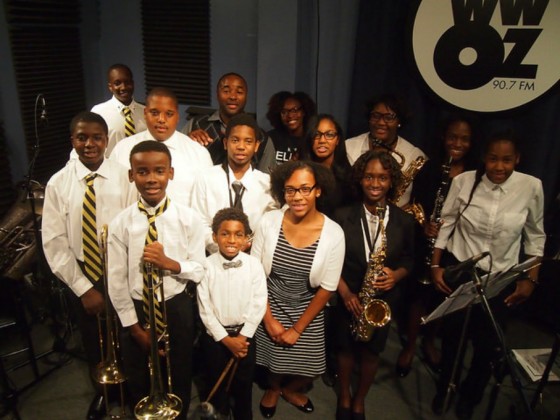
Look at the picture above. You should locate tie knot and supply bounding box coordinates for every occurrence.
[232,181,244,194]
[223,260,242,270]
[123,106,132,116]
[85,173,97,186]
[138,198,170,221]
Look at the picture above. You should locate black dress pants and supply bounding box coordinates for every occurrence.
[121,291,194,419]
[199,330,255,420]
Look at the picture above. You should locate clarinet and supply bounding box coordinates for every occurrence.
[418,157,453,285]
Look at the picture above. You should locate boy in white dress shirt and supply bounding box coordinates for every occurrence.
[42,111,137,419]
[197,207,267,419]
[91,64,147,156]
[110,87,213,207]
[108,140,206,418]
[191,114,278,253]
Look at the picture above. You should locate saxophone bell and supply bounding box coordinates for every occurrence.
[351,205,392,342]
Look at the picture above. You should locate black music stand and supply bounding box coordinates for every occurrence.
[422,258,539,419]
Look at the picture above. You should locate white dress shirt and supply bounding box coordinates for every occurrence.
[345,133,427,206]
[198,251,267,342]
[91,96,147,156]
[191,164,279,252]
[42,158,137,297]
[110,130,213,207]
[362,204,390,262]
[108,197,206,328]
[435,170,546,273]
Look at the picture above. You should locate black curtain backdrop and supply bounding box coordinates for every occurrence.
[347,0,560,220]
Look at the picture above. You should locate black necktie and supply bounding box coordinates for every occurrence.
[232,181,244,211]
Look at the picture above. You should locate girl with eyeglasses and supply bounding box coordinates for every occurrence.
[345,93,427,207]
[299,114,354,218]
[333,150,415,419]
[252,160,345,418]
[266,91,316,165]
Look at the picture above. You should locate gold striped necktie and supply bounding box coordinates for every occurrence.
[138,198,170,335]
[124,106,135,137]
[82,173,102,282]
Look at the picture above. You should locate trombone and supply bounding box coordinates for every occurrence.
[134,262,182,419]
[96,225,127,418]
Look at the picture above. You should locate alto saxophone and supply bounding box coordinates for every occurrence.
[418,157,453,285]
[352,205,391,342]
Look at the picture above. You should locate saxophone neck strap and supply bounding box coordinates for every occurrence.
[361,205,384,255]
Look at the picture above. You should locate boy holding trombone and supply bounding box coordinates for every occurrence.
[42,111,137,419]
[108,140,206,418]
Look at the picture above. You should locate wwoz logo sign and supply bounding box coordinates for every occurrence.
[412,0,560,112]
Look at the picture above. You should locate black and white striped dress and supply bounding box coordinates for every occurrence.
[255,227,325,377]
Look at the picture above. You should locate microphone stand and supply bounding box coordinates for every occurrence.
[23,94,44,256]
[23,95,74,360]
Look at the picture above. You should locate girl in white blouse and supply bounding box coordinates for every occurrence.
[430,131,545,417]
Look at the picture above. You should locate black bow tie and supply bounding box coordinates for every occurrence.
[223,260,242,269]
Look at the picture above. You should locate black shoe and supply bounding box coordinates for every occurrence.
[86,394,106,420]
[282,394,314,414]
[335,405,352,420]
[259,403,276,418]
[455,397,474,420]
[352,412,365,420]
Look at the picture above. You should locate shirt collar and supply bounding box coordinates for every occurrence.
[75,158,110,181]
[139,196,169,213]
[208,110,222,123]
[481,172,514,193]
[227,164,253,188]
[111,95,138,111]
[217,251,243,266]
[143,130,179,149]
[362,203,389,220]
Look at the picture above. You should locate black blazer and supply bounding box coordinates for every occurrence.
[334,202,415,294]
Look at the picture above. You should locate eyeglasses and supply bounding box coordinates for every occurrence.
[283,184,317,197]
[280,106,303,117]
[369,112,398,123]
[314,130,338,141]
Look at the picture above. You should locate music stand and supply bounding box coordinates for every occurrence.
[422,257,539,418]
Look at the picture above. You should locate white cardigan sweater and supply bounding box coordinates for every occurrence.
[251,208,345,291]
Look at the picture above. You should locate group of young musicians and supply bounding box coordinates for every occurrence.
[40,64,546,420]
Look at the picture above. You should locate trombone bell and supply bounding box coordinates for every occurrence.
[134,392,182,419]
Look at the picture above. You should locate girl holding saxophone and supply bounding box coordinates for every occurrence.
[333,150,415,420]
